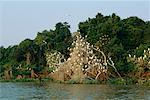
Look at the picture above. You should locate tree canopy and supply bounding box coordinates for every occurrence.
[0,13,149,81]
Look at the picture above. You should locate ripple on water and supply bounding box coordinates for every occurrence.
[0,82,150,100]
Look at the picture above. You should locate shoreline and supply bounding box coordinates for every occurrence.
[0,78,149,86]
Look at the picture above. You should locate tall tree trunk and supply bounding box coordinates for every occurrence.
[26,52,31,65]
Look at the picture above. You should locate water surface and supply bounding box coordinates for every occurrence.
[0,82,150,100]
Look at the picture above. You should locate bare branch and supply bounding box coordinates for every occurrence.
[107,58,122,79]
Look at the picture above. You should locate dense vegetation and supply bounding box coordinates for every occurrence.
[0,22,72,79]
[0,13,149,84]
[79,13,150,76]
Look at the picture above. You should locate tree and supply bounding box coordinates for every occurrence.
[78,13,148,76]
[19,39,34,64]
[54,22,72,58]
[49,32,122,82]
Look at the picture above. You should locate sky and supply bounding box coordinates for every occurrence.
[0,0,150,47]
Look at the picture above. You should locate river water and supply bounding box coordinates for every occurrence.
[0,82,150,100]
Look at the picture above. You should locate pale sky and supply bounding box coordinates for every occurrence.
[0,0,150,47]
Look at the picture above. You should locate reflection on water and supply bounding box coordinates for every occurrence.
[0,82,150,100]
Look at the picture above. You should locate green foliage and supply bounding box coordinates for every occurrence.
[79,13,149,76]
[133,44,150,57]
[14,78,38,82]
[19,39,33,50]
[108,78,126,85]
[0,13,149,82]
[65,80,79,84]
[0,21,73,80]
[83,79,99,84]
[53,22,72,58]
[33,65,44,73]
[47,67,56,73]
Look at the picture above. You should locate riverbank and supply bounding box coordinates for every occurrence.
[1,77,149,86]
[0,78,53,83]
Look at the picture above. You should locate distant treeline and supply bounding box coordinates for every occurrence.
[0,13,150,79]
